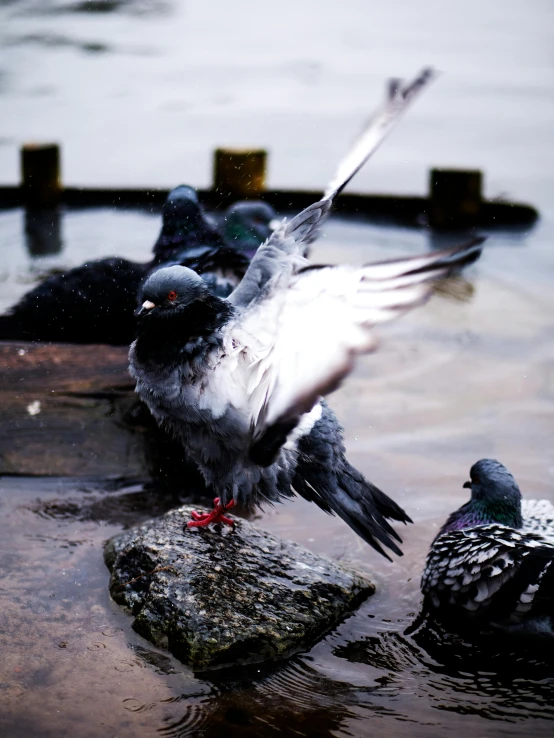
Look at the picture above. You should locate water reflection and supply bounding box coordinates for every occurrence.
[11,0,173,18]
[24,208,63,256]
[335,621,554,723]
[431,275,475,303]
[162,659,373,738]
[24,476,257,530]
[25,478,202,528]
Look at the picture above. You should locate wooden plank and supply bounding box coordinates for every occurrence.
[0,342,164,477]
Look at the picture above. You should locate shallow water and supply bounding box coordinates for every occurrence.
[1,208,554,737]
[1,0,553,205]
[1,0,554,735]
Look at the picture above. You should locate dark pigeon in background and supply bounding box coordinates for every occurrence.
[129,69,484,559]
[421,459,554,634]
[220,200,279,259]
[155,187,278,262]
[151,184,224,266]
[0,186,273,345]
[0,255,148,345]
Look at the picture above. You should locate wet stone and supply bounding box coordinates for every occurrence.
[104,505,374,671]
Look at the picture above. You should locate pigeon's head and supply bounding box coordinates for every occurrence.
[223,201,279,257]
[136,265,210,319]
[463,458,521,506]
[440,459,523,536]
[152,186,222,267]
[161,185,203,230]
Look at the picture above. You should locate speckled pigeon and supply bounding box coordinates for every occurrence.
[422,459,554,634]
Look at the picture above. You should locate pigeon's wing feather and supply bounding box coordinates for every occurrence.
[422,525,554,621]
[522,499,554,544]
[323,67,436,203]
[233,238,484,449]
[229,68,436,310]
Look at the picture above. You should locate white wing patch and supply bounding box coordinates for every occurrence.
[522,498,554,543]
[232,252,463,436]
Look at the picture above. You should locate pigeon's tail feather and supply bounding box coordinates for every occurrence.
[282,68,436,251]
[325,463,411,560]
[296,462,410,560]
[294,462,411,560]
[291,403,410,560]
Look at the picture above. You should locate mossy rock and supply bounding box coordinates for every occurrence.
[105,505,374,671]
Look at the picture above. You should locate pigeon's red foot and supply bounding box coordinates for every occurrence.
[186,497,236,529]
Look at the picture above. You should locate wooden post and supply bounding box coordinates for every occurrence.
[20,143,62,209]
[213,148,267,199]
[429,168,482,229]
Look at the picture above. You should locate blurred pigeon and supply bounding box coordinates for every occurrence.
[0,257,147,345]
[421,459,554,634]
[151,184,225,266]
[221,201,279,259]
[0,185,252,345]
[130,69,486,559]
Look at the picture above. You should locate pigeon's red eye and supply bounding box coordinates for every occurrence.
[167,291,177,301]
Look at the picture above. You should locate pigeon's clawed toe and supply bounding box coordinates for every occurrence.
[187,498,236,529]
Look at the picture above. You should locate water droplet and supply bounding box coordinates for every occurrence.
[122,698,146,712]
[26,400,41,416]
[101,627,123,637]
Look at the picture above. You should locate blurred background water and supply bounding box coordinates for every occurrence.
[1,1,554,737]
[0,0,552,202]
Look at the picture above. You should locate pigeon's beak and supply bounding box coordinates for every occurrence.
[463,480,472,489]
[135,300,156,318]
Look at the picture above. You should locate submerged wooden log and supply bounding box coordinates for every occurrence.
[105,504,374,671]
[0,341,188,478]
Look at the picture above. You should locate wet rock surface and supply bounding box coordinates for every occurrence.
[105,505,374,671]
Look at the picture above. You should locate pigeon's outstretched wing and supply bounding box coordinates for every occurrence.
[230,68,436,310]
[323,69,435,203]
[232,238,484,463]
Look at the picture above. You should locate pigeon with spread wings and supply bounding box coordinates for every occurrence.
[130,69,484,558]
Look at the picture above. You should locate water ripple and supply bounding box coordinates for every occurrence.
[334,621,554,724]
[158,702,209,738]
